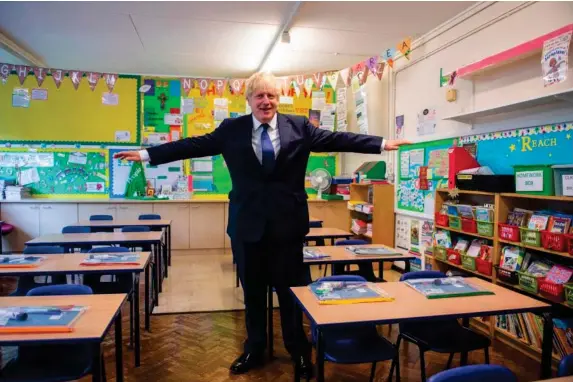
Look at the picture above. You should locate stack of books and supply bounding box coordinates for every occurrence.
[303,249,330,260]
[5,186,30,200]
[404,276,494,299]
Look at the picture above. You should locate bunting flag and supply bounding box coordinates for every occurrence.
[351,62,368,85]
[326,71,340,89]
[365,56,379,78]
[104,73,118,93]
[397,37,412,59]
[275,76,289,95]
[69,70,83,90]
[197,78,211,96]
[229,78,245,95]
[51,69,65,89]
[0,63,12,84]
[375,61,386,80]
[86,72,101,91]
[33,67,47,87]
[15,65,29,85]
[303,75,314,95]
[312,72,325,90]
[181,77,194,95]
[339,68,351,87]
[214,79,227,96]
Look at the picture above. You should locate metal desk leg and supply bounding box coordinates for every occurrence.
[541,312,553,379]
[378,261,384,280]
[268,284,274,360]
[155,243,162,294]
[163,238,168,278]
[405,259,411,272]
[134,273,141,367]
[145,263,151,331]
[167,225,172,267]
[115,309,124,382]
[91,342,102,382]
[316,328,325,382]
[460,317,469,366]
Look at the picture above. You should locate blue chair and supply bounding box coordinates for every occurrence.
[558,354,573,377]
[139,214,163,231]
[89,214,114,233]
[312,275,399,382]
[331,239,377,281]
[389,271,491,382]
[427,364,517,382]
[10,246,66,296]
[61,225,91,253]
[0,284,105,382]
[121,225,152,253]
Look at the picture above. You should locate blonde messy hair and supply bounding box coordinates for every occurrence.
[245,72,278,98]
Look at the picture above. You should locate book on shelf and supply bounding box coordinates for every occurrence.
[345,246,400,256]
[303,249,331,260]
[0,305,87,333]
[0,255,44,268]
[80,253,141,266]
[404,276,494,299]
[309,281,394,305]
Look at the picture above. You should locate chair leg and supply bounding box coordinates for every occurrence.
[394,353,401,382]
[101,355,107,382]
[369,362,377,382]
[129,295,134,348]
[484,346,490,364]
[389,334,402,380]
[446,353,454,369]
[323,264,328,277]
[419,348,427,382]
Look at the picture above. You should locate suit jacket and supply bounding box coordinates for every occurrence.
[146,113,383,243]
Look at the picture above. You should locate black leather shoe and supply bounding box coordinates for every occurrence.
[295,354,314,379]
[230,352,265,374]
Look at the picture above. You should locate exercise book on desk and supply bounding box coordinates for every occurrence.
[303,249,331,260]
[345,246,400,256]
[0,305,87,334]
[81,254,141,266]
[0,255,44,268]
[404,277,494,299]
[309,281,394,305]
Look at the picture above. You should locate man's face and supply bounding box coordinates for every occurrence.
[248,85,278,123]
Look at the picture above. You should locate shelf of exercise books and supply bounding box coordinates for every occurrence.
[470,317,491,336]
[494,327,561,365]
[500,193,573,202]
[436,189,496,196]
[435,225,494,241]
[495,279,571,309]
[498,239,572,259]
[431,255,493,280]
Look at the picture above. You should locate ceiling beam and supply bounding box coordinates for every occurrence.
[256,1,302,73]
[0,30,46,67]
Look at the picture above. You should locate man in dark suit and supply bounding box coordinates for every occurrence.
[115,72,410,377]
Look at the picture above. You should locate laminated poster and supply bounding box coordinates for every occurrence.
[542,31,572,87]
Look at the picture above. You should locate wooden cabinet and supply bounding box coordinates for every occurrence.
[152,203,190,250]
[309,201,349,230]
[116,204,153,220]
[189,203,225,249]
[1,204,40,252]
[39,203,78,236]
[78,203,117,221]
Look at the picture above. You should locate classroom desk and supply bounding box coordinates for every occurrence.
[0,294,126,382]
[25,232,164,309]
[309,216,322,224]
[0,252,151,367]
[73,219,172,276]
[290,278,552,382]
[306,228,354,244]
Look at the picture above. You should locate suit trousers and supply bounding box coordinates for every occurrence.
[232,232,311,357]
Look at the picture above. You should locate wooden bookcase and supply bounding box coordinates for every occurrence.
[427,189,573,367]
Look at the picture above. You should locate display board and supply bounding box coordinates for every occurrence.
[0,148,109,198]
[396,138,454,218]
[0,74,139,145]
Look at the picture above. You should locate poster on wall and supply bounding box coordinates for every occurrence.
[541,30,572,87]
[395,115,404,139]
[416,108,436,136]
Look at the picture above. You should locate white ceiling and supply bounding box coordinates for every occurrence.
[0,1,475,78]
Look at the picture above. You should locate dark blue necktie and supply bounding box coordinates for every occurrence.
[260,123,275,173]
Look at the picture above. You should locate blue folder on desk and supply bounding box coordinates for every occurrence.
[404,277,494,299]
[309,281,394,305]
[346,246,400,256]
[303,249,331,260]
[0,305,86,333]
[0,255,44,268]
[81,254,140,265]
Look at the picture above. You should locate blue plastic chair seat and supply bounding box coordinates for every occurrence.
[427,364,517,382]
[321,327,397,364]
[400,320,491,353]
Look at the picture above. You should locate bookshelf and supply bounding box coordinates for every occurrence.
[429,189,573,366]
[349,182,395,246]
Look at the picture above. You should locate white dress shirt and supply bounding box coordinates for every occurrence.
[138,113,385,161]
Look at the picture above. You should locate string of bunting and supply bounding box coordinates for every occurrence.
[0,36,412,98]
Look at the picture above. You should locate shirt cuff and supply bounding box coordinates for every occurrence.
[380,138,385,152]
[138,149,150,162]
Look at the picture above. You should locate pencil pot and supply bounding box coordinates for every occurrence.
[476,221,494,237]
[541,231,568,252]
[538,278,565,303]
[498,224,520,242]
[495,266,519,285]
[564,284,573,306]
[434,246,448,261]
[435,213,449,227]
[476,257,493,276]
[446,249,462,265]
[461,254,477,271]
[517,271,540,294]
[448,216,461,230]
[461,218,477,234]
[520,227,542,247]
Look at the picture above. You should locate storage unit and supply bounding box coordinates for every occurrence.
[514,165,554,196]
[552,165,573,197]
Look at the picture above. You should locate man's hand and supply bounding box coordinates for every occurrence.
[113,151,142,161]
[383,139,412,151]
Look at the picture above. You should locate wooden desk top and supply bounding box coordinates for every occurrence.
[304,245,416,264]
[73,219,172,227]
[26,231,163,245]
[309,216,322,222]
[306,227,353,238]
[291,277,550,327]
[0,294,126,344]
[0,252,151,276]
